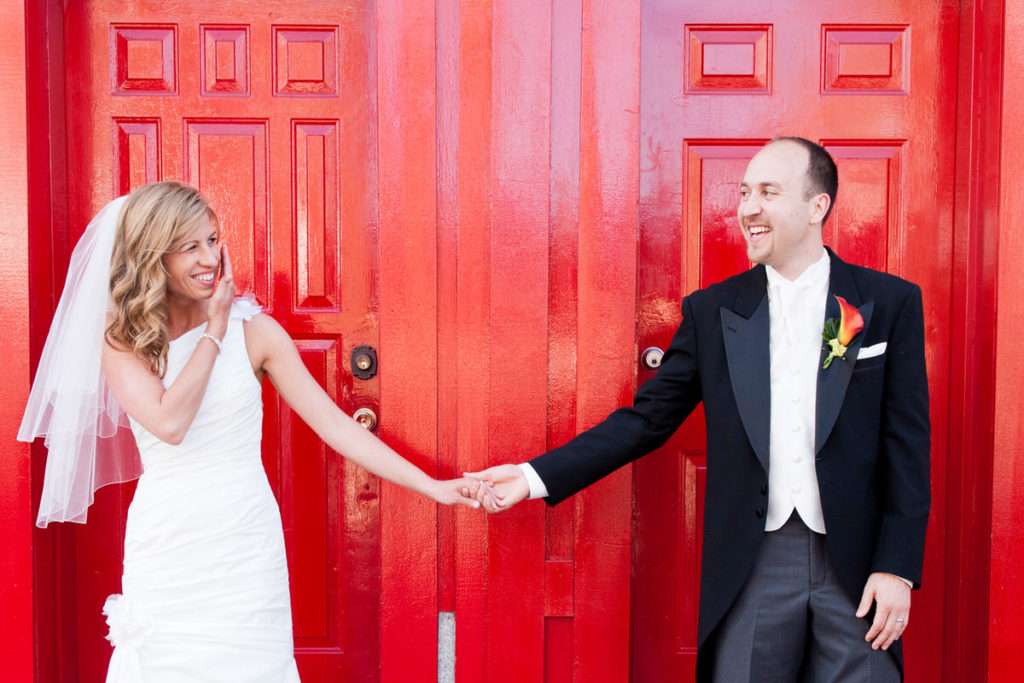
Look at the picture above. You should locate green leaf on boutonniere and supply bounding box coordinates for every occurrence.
[822,318,839,341]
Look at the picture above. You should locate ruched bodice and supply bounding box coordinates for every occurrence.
[130,313,263,475]
[107,299,300,683]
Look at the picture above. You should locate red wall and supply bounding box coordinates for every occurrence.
[991,0,1024,678]
[3,0,1024,681]
[0,0,33,679]
[377,0,442,677]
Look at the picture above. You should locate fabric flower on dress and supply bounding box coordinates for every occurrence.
[103,594,154,649]
[230,294,264,321]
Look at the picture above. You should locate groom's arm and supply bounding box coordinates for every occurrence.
[528,295,703,504]
[871,284,931,586]
[470,296,704,510]
[856,284,930,651]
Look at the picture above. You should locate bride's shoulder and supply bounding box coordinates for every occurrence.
[239,306,297,374]
[238,304,290,349]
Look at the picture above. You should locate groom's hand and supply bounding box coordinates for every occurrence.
[857,571,911,651]
[463,465,529,513]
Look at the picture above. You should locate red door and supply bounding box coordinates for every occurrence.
[632,1,956,680]
[48,2,382,680]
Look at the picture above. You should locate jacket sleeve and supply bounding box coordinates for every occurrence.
[870,284,931,587]
[530,295,704,505]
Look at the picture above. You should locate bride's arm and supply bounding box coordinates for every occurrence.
[102,334,222,445]
[244,313,479,508]
[102,246,235,444]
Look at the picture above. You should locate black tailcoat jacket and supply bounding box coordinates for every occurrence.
[530,249,930,680]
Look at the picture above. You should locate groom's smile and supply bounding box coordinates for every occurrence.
[737,140,829,280]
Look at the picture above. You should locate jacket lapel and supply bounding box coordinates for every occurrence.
[721,267,771,472]
[815,249,873,453]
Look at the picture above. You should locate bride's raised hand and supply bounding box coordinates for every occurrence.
[207,243,235,336]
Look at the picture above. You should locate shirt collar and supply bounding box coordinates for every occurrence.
[765,248,830,290]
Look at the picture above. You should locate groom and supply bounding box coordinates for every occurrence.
[470,137,930,681]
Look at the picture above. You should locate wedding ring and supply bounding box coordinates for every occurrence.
[895,618,904,623]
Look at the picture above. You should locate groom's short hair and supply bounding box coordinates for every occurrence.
[770,136,839,226]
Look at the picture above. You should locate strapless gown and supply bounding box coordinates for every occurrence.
[104,299,300,682]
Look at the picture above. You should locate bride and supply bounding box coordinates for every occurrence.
[19,181,481,681]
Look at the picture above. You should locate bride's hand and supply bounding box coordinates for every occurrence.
[207,244,235,338]
[429,477,484,509]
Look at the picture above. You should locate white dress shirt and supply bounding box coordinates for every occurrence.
[763,249,829,533]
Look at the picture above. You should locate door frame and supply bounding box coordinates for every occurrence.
[945,0,1004,678]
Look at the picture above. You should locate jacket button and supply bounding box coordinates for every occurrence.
[760,484,768,495]
[755,508,765,518]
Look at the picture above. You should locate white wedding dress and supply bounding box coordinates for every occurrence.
[104,299,301,682]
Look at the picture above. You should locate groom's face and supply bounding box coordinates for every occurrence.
[737,141,825,276]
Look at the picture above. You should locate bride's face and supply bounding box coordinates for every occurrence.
[163,214,221,303]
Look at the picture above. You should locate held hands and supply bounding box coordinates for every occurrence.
[462,465,530,513]
[421,465,529,513]
[857,571,911,651]
[428,477,486,509]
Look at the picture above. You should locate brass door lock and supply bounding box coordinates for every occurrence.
[353,407,377,431]
[351,345,378,380]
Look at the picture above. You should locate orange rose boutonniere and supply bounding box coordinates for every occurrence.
[821,295,864,369]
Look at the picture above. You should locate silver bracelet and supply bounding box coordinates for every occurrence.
[199,332,223,353]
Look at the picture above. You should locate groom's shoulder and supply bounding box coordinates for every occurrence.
[686,265,764,307]
[846,261,920,298]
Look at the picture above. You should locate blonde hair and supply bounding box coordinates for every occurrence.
[106,181,218,377]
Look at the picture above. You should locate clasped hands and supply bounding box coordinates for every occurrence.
[454,465,529,512]
[428,464,524,510]
[432,465,525,511]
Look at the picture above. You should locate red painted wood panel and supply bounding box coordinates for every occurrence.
[25,1,70,678]
[945,0,1003,679]
[0,1,33,680]
[376,0,441,679]
[572,1,641,679]
[545,1,582,680]
[442,1,493,681]
[991,1,1024,681]
[546,0,582,579]
[484,0,551,679]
